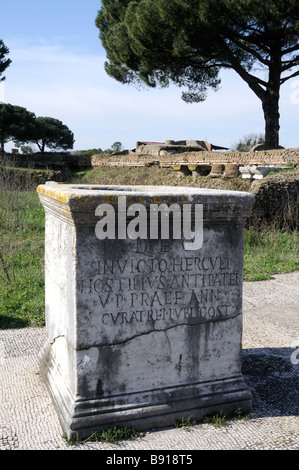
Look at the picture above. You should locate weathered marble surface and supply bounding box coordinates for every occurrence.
[38,183,254,439]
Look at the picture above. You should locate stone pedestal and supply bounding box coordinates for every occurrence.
[37,182,254,440]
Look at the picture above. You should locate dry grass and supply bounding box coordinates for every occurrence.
[70,165,252,191]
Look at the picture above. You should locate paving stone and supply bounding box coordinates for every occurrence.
[0,272,298,450]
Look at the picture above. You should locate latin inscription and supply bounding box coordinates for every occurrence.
[78,255,242,328]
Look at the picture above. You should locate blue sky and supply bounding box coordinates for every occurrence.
[0,0,298,151]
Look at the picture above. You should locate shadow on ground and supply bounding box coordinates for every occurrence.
[242,347,299,418]
[0,315,29,329]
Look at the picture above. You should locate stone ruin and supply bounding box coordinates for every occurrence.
[133,140,229,157]
[98,141,297,180]
[38,182,254,440]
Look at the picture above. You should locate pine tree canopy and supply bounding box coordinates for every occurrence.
[96,0,299,148]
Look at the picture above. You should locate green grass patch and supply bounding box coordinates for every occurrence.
[204,411,227,427]
[65,426,140,445]
[0,190,45,328]
[244,228,299,281]
[175,416,196,429]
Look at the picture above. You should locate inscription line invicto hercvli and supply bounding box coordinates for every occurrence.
[93,255,231,275]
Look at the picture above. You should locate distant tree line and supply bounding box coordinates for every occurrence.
[82,142,124,156]
[0,103,75,153]
[231,133,265,152]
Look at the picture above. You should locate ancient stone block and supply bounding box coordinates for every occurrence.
[239,166,253,179]
[210,164,225,178]
[224,163,240,179]
[37,182,254,440]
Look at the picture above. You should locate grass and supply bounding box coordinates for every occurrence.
[64,408,251,445]
[0,190,45,328]
[65,426,140,445]
[244,228,299,281]
[204,411,227,427]
[177,408,251,431]
[175,416,196,429]
[68,165,252,191]
[0,166,298,329]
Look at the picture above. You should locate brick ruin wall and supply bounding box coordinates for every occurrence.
[91,148,299,168]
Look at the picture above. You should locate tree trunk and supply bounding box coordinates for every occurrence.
[35,140,44,152]
[262,39,282,150]
[231,37,282,150]
[262,92,280,149]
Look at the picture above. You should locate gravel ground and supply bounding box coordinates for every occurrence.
[0,272,298,451]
